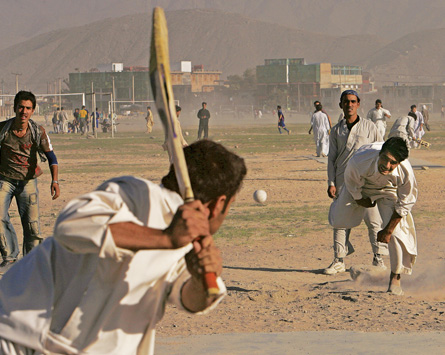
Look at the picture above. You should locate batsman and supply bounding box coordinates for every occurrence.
[0,8,247,354]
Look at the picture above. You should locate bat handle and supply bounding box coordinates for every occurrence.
[204,272,219,297]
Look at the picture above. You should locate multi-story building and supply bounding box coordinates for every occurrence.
[256,58,363,110]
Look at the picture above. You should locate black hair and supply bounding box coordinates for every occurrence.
[315,104,322,111]
[380,137,409,163]
[408,112,417,120]
[176,105,181,112]
[14,91,36,111]
[162,140,247,211]
[376,99,382,104]
[411,105,416,110]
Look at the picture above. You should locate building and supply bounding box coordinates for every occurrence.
[68,62,222,112]
[256,58,363,110]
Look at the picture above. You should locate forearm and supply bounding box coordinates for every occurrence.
[181,276,215,312]
[383,211,402,234]
[110,222,174,251]
[50,164,59,181]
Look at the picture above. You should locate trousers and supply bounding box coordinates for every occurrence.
[0,177,41,261]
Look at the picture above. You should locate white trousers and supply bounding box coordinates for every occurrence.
[0,337,40,355]
[329,189,416,273]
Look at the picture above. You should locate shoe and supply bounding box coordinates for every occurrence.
[288,130,291,135]
[372,254,387,269]
[324,258,346,275]
[0,259,16,275]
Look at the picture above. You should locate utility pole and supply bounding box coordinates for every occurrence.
[11,72,21,93]
[58,78,62,108]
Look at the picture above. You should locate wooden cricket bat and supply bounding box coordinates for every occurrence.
[149,7,219,296]
[415,138,431,148]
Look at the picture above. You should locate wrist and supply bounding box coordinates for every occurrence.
[52,180,59,184]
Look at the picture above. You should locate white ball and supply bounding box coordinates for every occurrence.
[253,189,267,203]
[185,131,189,136]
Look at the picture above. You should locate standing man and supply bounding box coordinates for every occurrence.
[59,107,69,134]
[313,100,332,128]
[145,106,154,133]
[73,108,80,133]
[329,138,417,295]
[197,102,211,139]
[91,107,100,132]
[388,112,416,144]
[410,105,425,148]
[421,105,430,131]
[309,103,330,157]
[52,107,59,133]
[0,91,60,270]
[79,105,89,135]
[324,90,385,275]
[276,105,291,134]
[0,140,246,354]
[366,99,391,139]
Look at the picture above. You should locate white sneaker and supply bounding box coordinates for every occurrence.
[372,254,387,269]
[324,258,346,275]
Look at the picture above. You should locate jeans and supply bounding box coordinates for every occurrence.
[0,177,41,261]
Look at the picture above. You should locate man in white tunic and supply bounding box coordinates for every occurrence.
[309,103,330,157]
[329,137,417,295]
[366,99,391,139]
[388,112,416,144]
[410,105,425,148]
[324,90,385,275]
[0,140,247,354]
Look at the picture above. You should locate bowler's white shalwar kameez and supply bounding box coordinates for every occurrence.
[0,176,226,355]
[328,118,384,257]
[367,107,391,138]
[413,111,425,142]
[329,143,417,274]
[388,115,415,143]
[311,111,330,156]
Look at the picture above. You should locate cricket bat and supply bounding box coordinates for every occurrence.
[415,138,431,148]
[149,7,219,296]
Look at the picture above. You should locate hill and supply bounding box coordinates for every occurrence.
[0,9,388,93]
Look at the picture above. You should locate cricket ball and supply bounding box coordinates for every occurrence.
[253,189,267,203]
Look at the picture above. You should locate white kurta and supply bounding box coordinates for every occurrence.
[0,176,226,354]
[329,143,418,274]
[388,115,415,142]
[367,107,391,138]
[311,111,330,156]
[413,111,425,140]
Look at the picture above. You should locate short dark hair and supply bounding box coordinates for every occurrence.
[162,140,247,210]
[147,106,151,109]
[175,105,181,113]
[314,100,320,106]
[380,137,409,163]
[14,91,36,111]
[202,102,207,106]
[411,105,416,110]
[277,105,281,109]
[315,104,322,111]
[376,99,382,104]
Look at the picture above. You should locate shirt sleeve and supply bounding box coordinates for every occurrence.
[395,162,418,216]
[344,158,365,200]
[327,128,338,186]
[53,188,141,261]
[366,109,372,120]
[39,126,54,152]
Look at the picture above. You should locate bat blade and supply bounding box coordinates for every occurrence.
[149,7,219,296]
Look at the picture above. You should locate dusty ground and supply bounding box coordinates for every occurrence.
[4,113,445,346]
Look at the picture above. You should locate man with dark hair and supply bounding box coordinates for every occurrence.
[309,103,330,157]
[329,137,417,295]
[0,140,246,354]
[0,90,60,271]
[197,102,211,139]
[410,105,425,148]
[313,100,332,128]
[276,105,291,134]
[366,99,391,139]
[324,89,384,275]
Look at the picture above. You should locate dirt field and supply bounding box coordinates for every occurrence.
[5,113,445,344]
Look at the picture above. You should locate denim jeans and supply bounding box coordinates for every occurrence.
[0,177,41,261]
